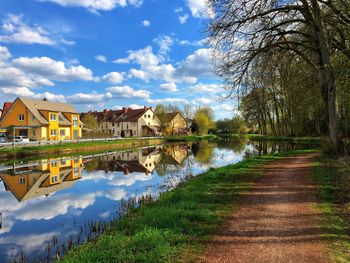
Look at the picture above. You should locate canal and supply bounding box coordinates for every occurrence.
[0,138,313,262]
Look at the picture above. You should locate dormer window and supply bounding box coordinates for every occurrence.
[50,113,57,121]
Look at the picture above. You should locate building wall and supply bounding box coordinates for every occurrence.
[0,99,29,127]
[137,109,161,136]
[165,114,187,135]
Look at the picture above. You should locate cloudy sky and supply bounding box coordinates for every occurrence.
[0,0,236,119]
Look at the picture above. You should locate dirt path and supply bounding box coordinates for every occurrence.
[201,153,332,263]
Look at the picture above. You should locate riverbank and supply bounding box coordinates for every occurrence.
[0,138,164,160]
[312,154,350,261]
[61,149,318,263]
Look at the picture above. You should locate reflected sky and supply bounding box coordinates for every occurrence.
[0,139,308,262]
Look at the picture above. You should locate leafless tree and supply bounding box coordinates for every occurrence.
[207,0,350,150]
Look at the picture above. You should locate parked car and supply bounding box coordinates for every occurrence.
[12,136,30,142]
[0,133,7,143]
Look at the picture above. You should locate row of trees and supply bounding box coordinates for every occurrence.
[207,0,350,151]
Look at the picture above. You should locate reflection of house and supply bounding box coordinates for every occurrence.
[162,112,187,135]
[0,158,83,202]
[163,144,188,165]
[0,97,82,141]
[82,106,161,137]
[99,148,162,175]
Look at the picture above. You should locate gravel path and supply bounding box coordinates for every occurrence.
[201,153,332,263]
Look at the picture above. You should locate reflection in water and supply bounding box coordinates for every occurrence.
[0,139,312,262]
[1,158,82,202]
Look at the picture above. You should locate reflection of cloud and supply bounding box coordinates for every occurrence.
[104,188,127,201]
[108,172,152,187]
[15,193,97,221]
[0,232,58,259]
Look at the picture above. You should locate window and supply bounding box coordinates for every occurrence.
[133,130,136,135]
[144,114,146,118]
[73,116,78,127]
[61,160,67,165]
[50,129,57,136]
[18,114,24,121]
[74,167,79,173]
[51,161,58,167]
[117,131,120,135]
[60,129,66,136]
[32,130,36,137]
[50,113,57,121]
[117,123,120,127]
[51,175,59,183]
[19,177,26,184]
[112,123,115,127]
[148,115,150,118]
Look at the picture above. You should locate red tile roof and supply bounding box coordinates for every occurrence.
[82,107,152,123]
[2,102,13,116]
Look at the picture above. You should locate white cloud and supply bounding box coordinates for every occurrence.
[142,20,151,27]
[104,188,127,201]
[147,97,189,104]
[12,56,94,82]
[160,82,177,92]
[102,72,124,84]
[179,14,189,24]
[67,92,112,104]
[60,38,75,45]
[194,97,215,105]
[179,38,205,46]
[0,14,55,45]
[185,0,214,18]
[0,46,11,61]
[95,54,107,62]
[153,35,173,59]
[176,48,215,78]
[190,83,223,93]
[37,0,143,12]
[107,85,150,99]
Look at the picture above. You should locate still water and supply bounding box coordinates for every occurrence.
[0,138,311,262]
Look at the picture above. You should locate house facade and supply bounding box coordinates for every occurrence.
[0,97,82,141]
[162,112,187,135]
[83,106,161,137]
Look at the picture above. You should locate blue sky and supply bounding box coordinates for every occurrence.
[0,0,236,119]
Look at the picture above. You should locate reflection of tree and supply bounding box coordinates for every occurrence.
[156,144,189,176]
[215,136,248,153]
[192,141,215,165]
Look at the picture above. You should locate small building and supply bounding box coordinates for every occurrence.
[162,112,187,135]
[0,97,82,141]
[83,106,161,137]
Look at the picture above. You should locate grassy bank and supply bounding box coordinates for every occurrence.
[246,134,322,144]
[0,138,164,160]
[165,134,217,142]
[312,155,350,261]
[62,149,315,263]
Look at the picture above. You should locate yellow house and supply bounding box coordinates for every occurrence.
[0,97,82,141]
[162,112,187,135]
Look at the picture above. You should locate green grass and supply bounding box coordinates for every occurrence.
[0,138,164,159]
[165,134,217,142]
[61,149,315,263]
[246,134,322,144]
[312,155,350,262]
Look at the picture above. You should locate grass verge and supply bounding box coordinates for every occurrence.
[312,154,350,262]
[61,149,315,263]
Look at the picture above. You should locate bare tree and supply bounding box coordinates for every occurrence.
[207,0,350,150]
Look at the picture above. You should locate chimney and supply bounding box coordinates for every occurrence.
[144,106,147,112]
[103,109,108,114]
[123,107,127,114]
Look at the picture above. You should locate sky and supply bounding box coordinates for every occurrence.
[0,0,236,119]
